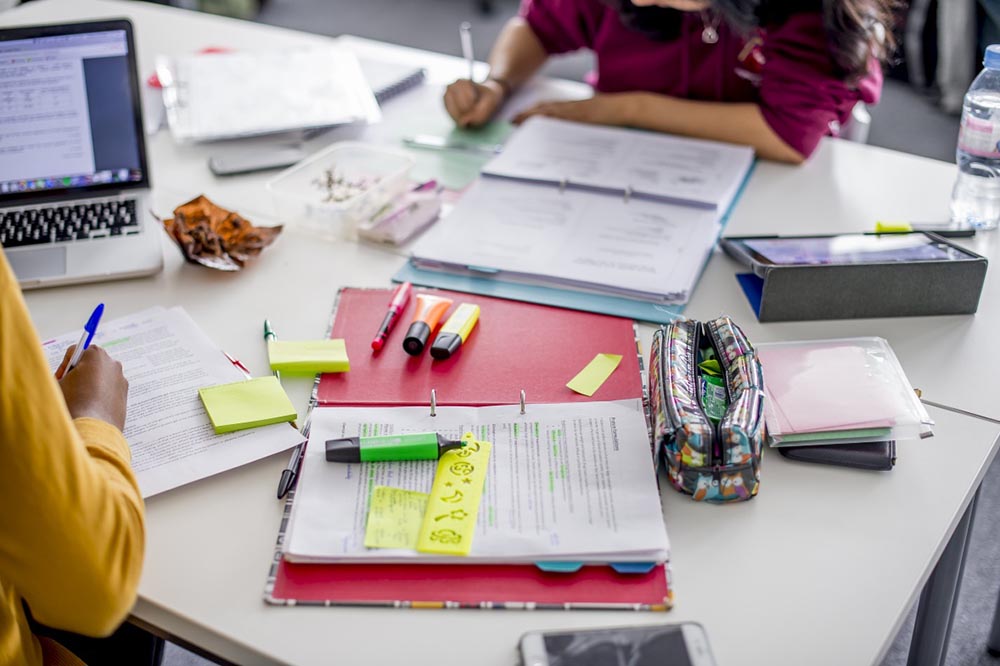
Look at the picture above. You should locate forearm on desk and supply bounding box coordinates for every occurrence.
[613,93,805,164]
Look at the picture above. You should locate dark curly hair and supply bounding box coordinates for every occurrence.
[606,0,896,81]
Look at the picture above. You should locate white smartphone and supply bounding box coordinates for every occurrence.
[207,146,307,177]
[519,622,716,666]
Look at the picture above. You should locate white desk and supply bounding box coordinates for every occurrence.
[4,2,998,665]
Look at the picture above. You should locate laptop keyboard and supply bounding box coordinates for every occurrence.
[0,199,141,249]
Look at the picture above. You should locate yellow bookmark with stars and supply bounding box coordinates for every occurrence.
[416,432,491,556]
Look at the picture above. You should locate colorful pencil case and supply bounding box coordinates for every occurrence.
[649,316,766,502]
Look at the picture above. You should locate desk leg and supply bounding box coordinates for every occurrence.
[906,490,979,666]
[988,578,1000,655]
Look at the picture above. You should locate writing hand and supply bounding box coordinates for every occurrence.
[57,345,129,431]
[443,79,505,128]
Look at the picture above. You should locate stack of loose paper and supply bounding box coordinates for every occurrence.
[157,46,380,142]
[756,337,934,447]
[283,399,669,565]
[43,307,304,497]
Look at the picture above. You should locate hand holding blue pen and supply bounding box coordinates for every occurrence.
[64,303,105,374]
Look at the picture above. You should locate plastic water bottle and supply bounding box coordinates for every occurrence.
[951,45,1000,230]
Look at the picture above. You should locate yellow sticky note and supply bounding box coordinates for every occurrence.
[198,376,297,434]
[267,339,350,374]
[364,486,429,550]
[417,434,491,556]
[566,353,623,397]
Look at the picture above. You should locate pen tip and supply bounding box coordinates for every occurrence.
[371,339,383,352]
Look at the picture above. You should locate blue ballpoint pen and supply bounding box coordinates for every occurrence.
[64,303,105,373]
[270,320,303,499]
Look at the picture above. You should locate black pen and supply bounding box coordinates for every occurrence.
[269,319,303,499]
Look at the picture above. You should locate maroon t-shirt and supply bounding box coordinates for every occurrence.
[521,0,882,157]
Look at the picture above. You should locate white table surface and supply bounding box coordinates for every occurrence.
[5,1,1000,665]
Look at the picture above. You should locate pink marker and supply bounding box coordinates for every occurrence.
[371,282,413,352]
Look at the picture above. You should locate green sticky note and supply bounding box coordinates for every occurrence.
[566,353,623,397]
[364,486,429,550]
[198,376,297,434]
[267,339,350,374]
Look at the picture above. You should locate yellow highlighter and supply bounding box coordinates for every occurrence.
[875,220,975,238]
[430,303,480,360]
[874,221,914,234]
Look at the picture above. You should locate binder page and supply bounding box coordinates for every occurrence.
[284,399,669,563]
[482,116,755,210]
[42,307,303,497]
[410,179,720,303]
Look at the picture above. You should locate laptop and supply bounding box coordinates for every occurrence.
[0,19,162,289]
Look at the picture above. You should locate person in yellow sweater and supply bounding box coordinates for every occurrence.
[0,247,147,665]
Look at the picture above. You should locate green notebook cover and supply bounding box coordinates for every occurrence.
[769,427,893,447]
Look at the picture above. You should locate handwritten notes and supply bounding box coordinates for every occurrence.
[364,486,429,550]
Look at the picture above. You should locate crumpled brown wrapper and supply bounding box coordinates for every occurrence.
[160,195,282,271]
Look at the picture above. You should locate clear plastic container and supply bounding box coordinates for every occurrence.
[266,141,414,239]
[755,337,934,445]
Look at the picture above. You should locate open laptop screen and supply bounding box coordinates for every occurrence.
[0,20,149,203]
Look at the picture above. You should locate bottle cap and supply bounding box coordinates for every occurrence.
[985,45,1000,70]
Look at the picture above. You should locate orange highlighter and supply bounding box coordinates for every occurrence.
[402,294,452,355]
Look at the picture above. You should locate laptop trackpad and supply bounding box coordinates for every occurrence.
[8,247,66,281]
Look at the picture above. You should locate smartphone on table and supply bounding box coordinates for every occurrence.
[519,622,716,666]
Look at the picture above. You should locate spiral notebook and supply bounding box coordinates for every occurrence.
[359,60,426,106]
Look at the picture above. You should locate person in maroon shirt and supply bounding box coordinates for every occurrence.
[443,0,894,163]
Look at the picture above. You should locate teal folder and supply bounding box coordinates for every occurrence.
[392,262,685,324]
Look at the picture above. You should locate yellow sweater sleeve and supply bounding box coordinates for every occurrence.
[0,250,145,640]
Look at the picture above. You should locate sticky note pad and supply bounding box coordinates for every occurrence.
[417,433,491,556]
[566,353,623,397]
[267,339,350,374]
[364,486,429,550]
[198,376,297,434]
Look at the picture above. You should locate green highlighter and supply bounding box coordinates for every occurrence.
[325,432,465,463]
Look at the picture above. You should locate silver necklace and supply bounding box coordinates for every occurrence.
[699,10,720,44]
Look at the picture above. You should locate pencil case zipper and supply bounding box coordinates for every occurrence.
[658,320,716,469]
